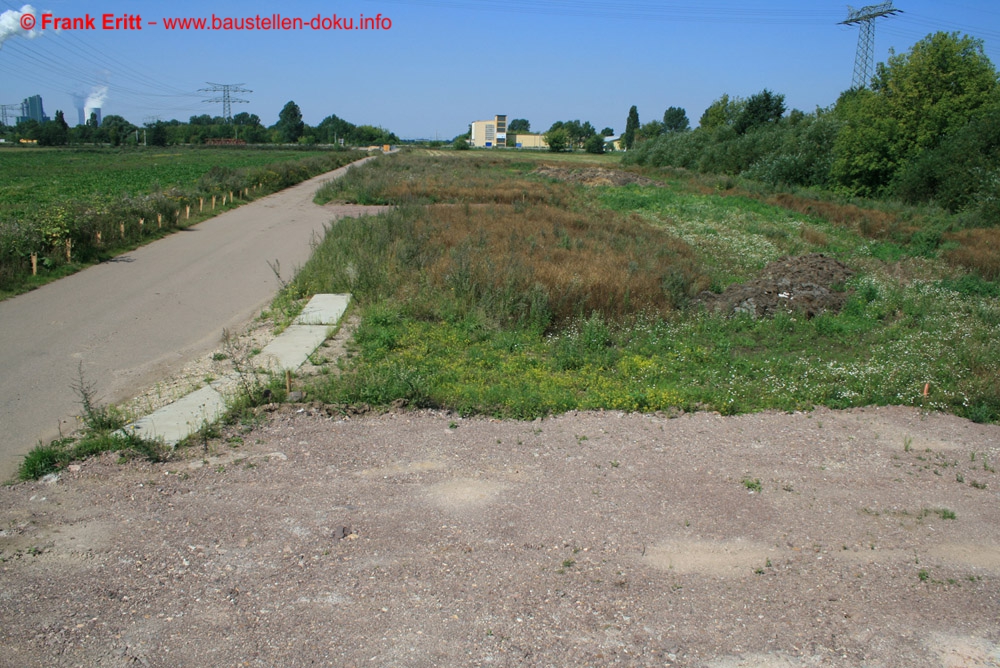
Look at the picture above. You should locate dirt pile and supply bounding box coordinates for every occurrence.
[696,253,855,318]
[533,165,660,187]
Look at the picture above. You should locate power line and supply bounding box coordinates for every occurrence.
[840,2,902,89]
[199,83,252,123]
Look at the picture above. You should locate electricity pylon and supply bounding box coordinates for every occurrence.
[840,2,902,89]
[199,82,252,123]
[0,103,22,126]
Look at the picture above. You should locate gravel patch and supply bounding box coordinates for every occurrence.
[2,405,998,667]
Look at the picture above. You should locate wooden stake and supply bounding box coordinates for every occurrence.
[65,239,71,262]
[285,370,292,394]
[157,213,162,228]
[229,190,234,202]
[222,195,227,206]
[212,195,216,210]
[186,205,190,219]
[923,382,930,397]
[96,231,102,245]
[31,252,37,276]
[120,222,125,239]
[199,197,204,212]
[139,217,144,231]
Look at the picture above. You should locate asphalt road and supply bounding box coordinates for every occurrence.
[0,155,375,480]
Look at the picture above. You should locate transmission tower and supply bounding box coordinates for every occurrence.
[199,82,252,123]
[0,103,22,126]
[840,2,902,89]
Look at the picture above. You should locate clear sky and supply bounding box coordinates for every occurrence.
[2,0,1000,139]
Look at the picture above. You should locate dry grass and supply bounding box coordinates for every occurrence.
[798,224,829,247]
[946,228,1000,279]
[385,177,569,206]
[415,202,707,322]
[766,194,911,240]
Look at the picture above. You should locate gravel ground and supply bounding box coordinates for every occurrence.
[2,405,999,667]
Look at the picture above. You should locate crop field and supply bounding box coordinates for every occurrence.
[0,147,331,219]
[0,146,358,297]
[293,150,1000,423]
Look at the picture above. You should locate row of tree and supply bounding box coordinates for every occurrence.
[543,120,615,153]
[622,32,1000,225]
[0,101,398,148]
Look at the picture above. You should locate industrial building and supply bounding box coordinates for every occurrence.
[470,114,507,148]
[470,114,550,149]
[16,95,49,124]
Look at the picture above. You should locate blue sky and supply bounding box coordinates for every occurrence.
[2,0,1000,139]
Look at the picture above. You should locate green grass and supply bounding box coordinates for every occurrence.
[0,146,332,219]
[0,146,360,297]
[290,153,1000,424]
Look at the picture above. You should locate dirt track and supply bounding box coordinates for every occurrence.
[2,405,998,667]
[0,157,374,480]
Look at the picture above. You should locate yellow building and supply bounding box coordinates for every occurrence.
[511,133,547,149]
[470,115,507,148]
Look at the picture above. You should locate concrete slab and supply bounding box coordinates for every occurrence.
[121,293,351,447]
[295,293,350,325]
[126,383,228,446]
[257,325,331,372]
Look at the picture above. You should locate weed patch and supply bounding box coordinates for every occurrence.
[294,152,1000,423]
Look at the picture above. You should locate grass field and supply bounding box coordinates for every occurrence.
[0,146,332,219]
[0,146,359,297]
[293,150,1000,423]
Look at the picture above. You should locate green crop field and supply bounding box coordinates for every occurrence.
[0,146,359,297]
[0,146,330,219]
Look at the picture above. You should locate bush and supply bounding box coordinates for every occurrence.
[584,134,606,154]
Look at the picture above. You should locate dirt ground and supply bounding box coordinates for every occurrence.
[534,165,662,188]
[2,405,999,667]
[695,254,856,319]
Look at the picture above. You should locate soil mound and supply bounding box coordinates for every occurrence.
[696,253,854,318]
[533,165,660,187]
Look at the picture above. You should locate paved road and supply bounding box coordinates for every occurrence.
[0,155,375,480]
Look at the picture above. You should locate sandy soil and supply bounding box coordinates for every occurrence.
[2,405,999,667]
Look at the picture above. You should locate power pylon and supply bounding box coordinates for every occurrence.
[0,103,22,126]
[199,82,252,123]
[840,2,902,89]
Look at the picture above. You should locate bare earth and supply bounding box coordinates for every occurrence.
[2,405,999,667]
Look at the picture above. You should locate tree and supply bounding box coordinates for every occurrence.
[148,121,168,147]
[276,100,304,143]
[662,106,690,133]
[453,137,470,150]
[623,105,639,150]
[544,128,570,152]
[637,120,664,143]
[699,94,745,130]
[232,112,262,128]
[600,127,614,136]
[584,134,605,154]
[832,31,1000,196]
[100,115,135,146]
[508,118,530,133]
[734,89,785,134]
[872,31,998,157]
[36,110,70,146]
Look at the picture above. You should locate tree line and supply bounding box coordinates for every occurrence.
[0,100,398,148]
[622,32,1000,227]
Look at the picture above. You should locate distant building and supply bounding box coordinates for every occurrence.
[469,116,552,149]
[511,133,547,149]
[16,95,49,124]
[470,114,507,148]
